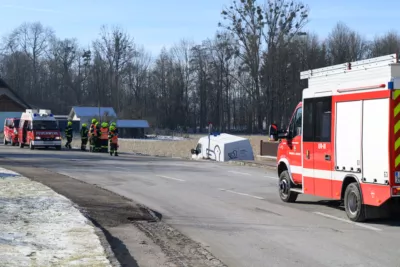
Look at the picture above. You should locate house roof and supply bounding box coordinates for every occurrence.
[117,119,149,128]
[0,78,31,109]
[70,106,117,118]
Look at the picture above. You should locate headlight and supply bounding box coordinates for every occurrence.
[35,136,41,140]
[55,136,61,140]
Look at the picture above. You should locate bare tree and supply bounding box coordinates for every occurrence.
[93,25,136,111]
[326,22,368,64]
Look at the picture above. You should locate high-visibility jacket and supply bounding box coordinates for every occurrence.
[65,126,73,138]
[108,131,118,144]
[100,127,108,140]
[89,123,97,136]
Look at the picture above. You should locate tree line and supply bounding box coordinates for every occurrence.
[0,0,399,133]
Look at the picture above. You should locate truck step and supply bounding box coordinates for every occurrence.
[290,188,303,194]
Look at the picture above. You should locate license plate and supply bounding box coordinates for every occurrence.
[43,141,53,144]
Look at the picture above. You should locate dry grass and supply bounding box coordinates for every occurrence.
[70,134,270,159]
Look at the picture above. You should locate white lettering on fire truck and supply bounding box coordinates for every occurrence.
[317,143,326,149]
[35,132,58,135]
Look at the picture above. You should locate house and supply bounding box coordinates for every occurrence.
[116,119,150,138]
[0,78,31,131]
[68,106,117,128]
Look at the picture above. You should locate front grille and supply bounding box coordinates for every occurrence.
[41,137,55,141]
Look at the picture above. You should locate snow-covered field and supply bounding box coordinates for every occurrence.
[0,168,111,267]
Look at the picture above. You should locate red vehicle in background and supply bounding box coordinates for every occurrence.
[18,109,62,150]
[3,117,20,146]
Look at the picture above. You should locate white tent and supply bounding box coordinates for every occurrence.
[191,133,254,162]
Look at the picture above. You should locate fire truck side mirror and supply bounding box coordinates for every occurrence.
[277,129,289,139]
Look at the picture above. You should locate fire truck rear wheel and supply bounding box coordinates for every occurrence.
[279,170,298,203]
[344,182,366,222]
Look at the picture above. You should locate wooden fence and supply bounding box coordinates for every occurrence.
[259,140,279,157]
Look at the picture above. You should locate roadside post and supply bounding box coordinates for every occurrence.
[207,122,212,159]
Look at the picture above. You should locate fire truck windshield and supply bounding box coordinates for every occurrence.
[32,120,59,130]
[13,119,20,128]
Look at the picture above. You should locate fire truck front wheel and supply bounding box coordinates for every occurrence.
[344,182,366,222]
[279,170,298,203]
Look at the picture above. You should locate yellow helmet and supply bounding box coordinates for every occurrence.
[110,125,116,131]
[92,118,97,124]
[82,123,87,127]
[67,121,72,126]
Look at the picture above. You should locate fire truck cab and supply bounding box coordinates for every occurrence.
[277,54,400,222]
[18,109,62,150]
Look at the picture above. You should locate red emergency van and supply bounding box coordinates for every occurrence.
[3,117,20,146]
[18,109,62,150]
[277,54,400,222]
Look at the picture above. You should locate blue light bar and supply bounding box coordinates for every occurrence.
[388,81,394,90]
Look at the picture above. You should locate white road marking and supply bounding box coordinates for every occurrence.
[218,188,264,200]
[228,170,251,176]
[156,175,185,182]
[313,212,382,232]
[264,175,278,180]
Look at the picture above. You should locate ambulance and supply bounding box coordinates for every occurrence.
[277,54,400,222]
[18,109,62,150]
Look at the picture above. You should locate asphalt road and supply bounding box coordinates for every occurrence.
[1,145,399,267]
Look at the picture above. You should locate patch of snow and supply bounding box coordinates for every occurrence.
[0,168,111,267]
[120,135,187,142]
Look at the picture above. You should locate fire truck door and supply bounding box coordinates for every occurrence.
[287,107,303,184]
[313,95,333,198]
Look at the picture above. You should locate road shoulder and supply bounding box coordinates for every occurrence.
[0,159,226,267]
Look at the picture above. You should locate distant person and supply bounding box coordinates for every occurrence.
[269,122,278,141]
[108,125,119,156]
[80,123,89,151]
[99,122,109,152]
[89,118,98,152]
[110,122,118,134]
[64,121,73,149]
[94,121,102,152]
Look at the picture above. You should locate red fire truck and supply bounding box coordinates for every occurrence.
[18,109,62,150]
[277,54,400,222]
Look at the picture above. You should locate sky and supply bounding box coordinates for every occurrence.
[0,0,399,57]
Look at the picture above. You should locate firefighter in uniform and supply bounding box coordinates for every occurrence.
[89,119,98,152]
[80,123,89,151]
[65,121,73,149]
[94,121,102,152]
[110,122,118,134]
[99,122,109,152]
[108,125,118,156]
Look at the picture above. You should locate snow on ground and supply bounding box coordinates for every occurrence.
[120,135,187,142]
[0,168,111,267]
